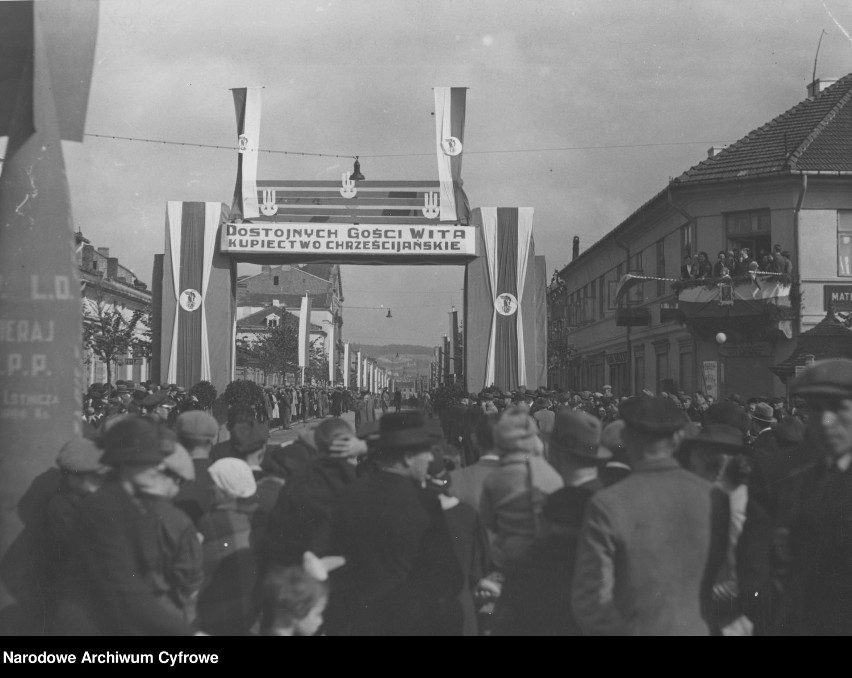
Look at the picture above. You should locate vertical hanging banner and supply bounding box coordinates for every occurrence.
[343,343,350,387]
[298,292,312,372]
[0,0,98,630]
[534,255,548,388]
[434,86,470,223]
[357,350,362,389]
[230,86,262,219]
[449,309,459,380]
[158,202,232,390]
[465,207,539,392]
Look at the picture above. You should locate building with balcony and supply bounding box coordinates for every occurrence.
[549,75,852,400]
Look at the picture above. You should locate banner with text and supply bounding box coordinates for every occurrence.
[221,223,476,256]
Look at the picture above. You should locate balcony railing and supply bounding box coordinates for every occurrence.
[674,273,795,340]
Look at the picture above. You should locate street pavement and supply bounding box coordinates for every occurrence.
[267,406,417,445]
[267,409,358,445]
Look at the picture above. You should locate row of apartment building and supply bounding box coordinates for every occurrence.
[548,76,852,400]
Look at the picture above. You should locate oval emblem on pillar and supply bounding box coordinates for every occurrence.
[494,293,518,316]
[179,289,202,312]
[441,136,462,156]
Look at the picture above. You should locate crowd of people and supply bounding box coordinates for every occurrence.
[15,357,852,635]
[81,379,411,437]
[680,245,794,280]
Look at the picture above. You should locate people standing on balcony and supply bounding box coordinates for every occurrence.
[695,252,713,279]
[726,250,737,275]
[738,248,755,273]
[713,251,731,278]
[680,254,697,279]
[771,245,793,276]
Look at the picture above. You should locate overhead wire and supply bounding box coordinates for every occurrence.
[82,132,731,158]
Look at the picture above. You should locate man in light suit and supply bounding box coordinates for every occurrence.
[571,396,729,635]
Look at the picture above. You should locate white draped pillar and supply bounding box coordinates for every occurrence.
[343,343,350,388]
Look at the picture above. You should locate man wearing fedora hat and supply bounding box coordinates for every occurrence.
[326,411,464,635]
[748,402,777,448]
[771,358,852,635]
[548,410,611,493]
[571,396,729,635]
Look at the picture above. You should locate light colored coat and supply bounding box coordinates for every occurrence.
[479,452,563,569]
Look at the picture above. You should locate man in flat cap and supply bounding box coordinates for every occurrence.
[173,410,221,524]
[51,418,203,635]
[771,358,852,635]
[571,396,729,635]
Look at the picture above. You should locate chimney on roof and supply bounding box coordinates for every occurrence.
[81,244,94,271]
[97,247,109,258]
[107,257,119,280]
[272,299,280,307]
[707,145,727,158]
[261,265,271,274]
[572,236,580,261]
[807,78,838,98]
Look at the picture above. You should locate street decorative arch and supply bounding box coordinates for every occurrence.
[152,88,547,393]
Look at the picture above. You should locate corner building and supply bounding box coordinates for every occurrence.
[549,76,852,400]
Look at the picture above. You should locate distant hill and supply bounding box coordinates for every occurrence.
[352,343,436,379]
[356,343,434,356]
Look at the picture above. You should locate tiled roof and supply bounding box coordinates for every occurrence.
[237,306,299,326]
[239,291,331,308]
[675,74,852,184]
[300,264,332,281]
[237,306,323,332]
[771,310,852,378]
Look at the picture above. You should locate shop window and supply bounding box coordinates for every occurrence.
[838,212,852,276]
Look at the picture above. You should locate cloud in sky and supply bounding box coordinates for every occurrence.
[61,0,852,347]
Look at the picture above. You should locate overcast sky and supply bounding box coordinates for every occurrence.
[56,0,852,347]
